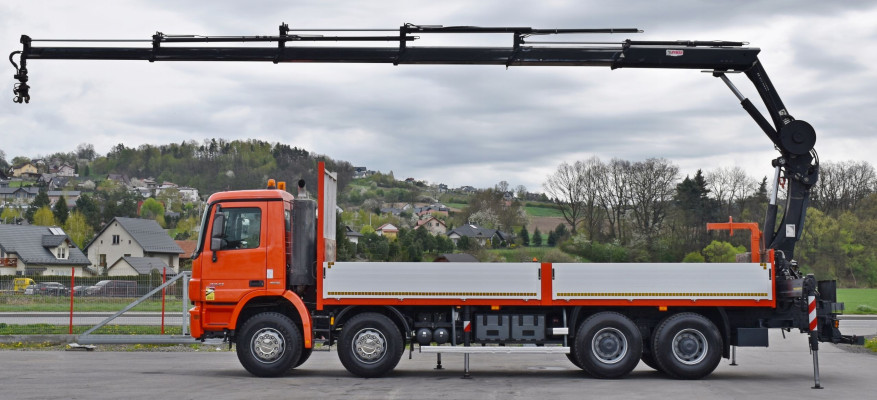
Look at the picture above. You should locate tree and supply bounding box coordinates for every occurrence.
[701,241,746,263]
[596,158,631,242]
[25,189,51,223]
[532,227,543,247]
[64,211,94,248]
[519,225,530,247]
[53,195,69,225]
[813,160,877,216]
[75,194,102,230]
[547,231,557,247]
[75,143,97,161]
[544,160,593,235]
[626,158,679,248]
[1,207,22,224]
[140,198,167,227]
[33,206,57,226]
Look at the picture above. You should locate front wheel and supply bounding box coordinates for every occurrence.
[235,312,302,377]
[652,313,722,379]
[338,312,404,378]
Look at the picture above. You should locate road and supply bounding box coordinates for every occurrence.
[1,326,874,400]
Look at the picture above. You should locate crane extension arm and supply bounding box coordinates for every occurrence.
[9,23,817,274]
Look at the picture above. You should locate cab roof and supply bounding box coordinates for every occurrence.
[207,189,295,203]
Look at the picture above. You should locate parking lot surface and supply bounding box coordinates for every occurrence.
[1,328,875,400]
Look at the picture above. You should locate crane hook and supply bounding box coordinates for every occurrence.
[9,50,30,103]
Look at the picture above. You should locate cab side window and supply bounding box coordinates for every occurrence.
[217,208,262,250]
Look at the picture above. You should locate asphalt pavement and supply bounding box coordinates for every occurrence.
[1,326,875,400]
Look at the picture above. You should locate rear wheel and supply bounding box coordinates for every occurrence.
[235,312,302,377]
[573,312,642,379]
[652,313,722,379]
[338,313,404,378]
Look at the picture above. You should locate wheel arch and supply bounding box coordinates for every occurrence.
[233,292,313,348]
[334,305,412,343]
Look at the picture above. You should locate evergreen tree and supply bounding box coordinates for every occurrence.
[53,195,69,225]
[26,188,51,223]
[547,231,557,247]
[533,227,543,247]
[519,225,530,247]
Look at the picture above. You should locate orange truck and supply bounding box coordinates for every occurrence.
[11,23,862,384]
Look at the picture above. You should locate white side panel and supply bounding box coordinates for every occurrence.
[323,262,540,300]
[552,263,772,301]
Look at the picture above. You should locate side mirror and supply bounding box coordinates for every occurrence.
[210,212,226,261]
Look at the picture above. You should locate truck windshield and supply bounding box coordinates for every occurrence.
[191,203,212,260]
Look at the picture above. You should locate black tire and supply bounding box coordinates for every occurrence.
[573,312,642,379]
[640,347,662,371]
[295,346,313,368]
[652,313,722,380]
[235,312,302,377]
[566,343,585,370]
[338,312,404,378]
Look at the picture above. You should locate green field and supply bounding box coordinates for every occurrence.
[525,205,564,218]
[837,289,877,314]
[0,294,184,312]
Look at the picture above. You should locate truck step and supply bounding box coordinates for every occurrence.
[420,345,570,354]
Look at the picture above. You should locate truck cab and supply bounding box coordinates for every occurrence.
[188,185,317,355]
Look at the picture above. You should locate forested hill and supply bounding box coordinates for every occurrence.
[88,139,355,194]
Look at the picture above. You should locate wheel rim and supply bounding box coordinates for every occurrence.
[591,327,628,364]
[351,328,387,364]
[250,327,285,364]
[671,328,707,365]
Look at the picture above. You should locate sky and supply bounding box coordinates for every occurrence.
[2,0,876,193]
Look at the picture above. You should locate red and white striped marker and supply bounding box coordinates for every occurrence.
[808,295,817,332]
[463,320,471,333]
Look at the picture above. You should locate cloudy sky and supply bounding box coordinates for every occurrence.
[2,1,876,192]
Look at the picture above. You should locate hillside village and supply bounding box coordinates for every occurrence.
[1,140,876,288]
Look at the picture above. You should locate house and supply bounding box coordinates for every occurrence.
[175,240,198,267]
[11,163,39,179]
[414,204,450,218]
[344,226,363,245]
[39,175,72,190]
[48,190,80,208]
[178,187,200,203]
[107,256,172,276]
[54,164,76,177]
[0,187,40,206]
[106,174,130,187]
[375,223,399,239]
[84,217,184,274]
[434,253,479,262]
[446,224,513,247]
[415,216,447,235]
[0,225,91,276]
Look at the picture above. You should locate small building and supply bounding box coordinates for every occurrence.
[433,253,479,262]
[107,256,172,276]
[415,216,447,236]
[375,223,399,239]
[344,226,363,245]
[446,224,512,247]
[84,217,184,274]
[11,163,39,179]
[0,225,91,276]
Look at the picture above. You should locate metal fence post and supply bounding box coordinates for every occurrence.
[182,272,189,335]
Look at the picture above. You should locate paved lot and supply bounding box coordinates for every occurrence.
[1,327,874,400]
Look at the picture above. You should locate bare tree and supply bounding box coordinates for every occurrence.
[544,161,588,235]
[596,158,631,243]
[706,166,756,218]
[515,185,527,199]
[814,160,877,215]
[626,158,679,245]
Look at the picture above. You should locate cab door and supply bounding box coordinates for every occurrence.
[202,201,268,303]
